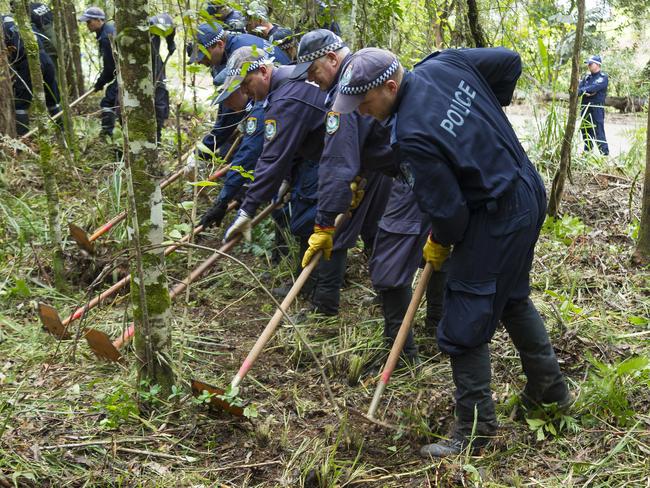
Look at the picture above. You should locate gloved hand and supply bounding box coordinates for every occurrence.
[183,152,197,177]
[200,198,229,228]
[224,209,252,242]
[422,236,451,271]
[93,82,104,92]
[301,225,335,267]
[349,176,365,209]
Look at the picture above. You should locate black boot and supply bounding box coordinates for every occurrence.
[421,344,496,457]
[15,110,30,136]
[502,298,570,415]
[310,249,347,316]
[100,110,116,137]
[381,286,418,362]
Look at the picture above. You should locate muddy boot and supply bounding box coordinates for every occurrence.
[502,298,570,417]
[381,286,418,363]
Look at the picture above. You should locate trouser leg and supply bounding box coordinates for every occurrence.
[450,343,498,441]
[501,297,569,408]
[298,236,317,298]
[594,119,609,155]
[311,248,347,316]
[381,286,417,360]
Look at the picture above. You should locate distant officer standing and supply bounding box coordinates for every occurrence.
[333,47,570,456]
[79,6,118,138]
[578,55,609,156]
[148,13,176,143]
[289,29,393,318]
[245,1,293,44]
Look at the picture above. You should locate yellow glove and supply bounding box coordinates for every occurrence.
[422,237,451,271]
[301,225,335,267]
[349,176,365,210]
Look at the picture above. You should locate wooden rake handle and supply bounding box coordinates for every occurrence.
[231,213,348,388]
[21,89,95,140]
[366,262,434,419]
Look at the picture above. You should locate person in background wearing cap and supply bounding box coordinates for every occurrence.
[332,47,570,457]
[185,22,291,170]
[203,1,246,32]
[288,29,393,319]
[199,53,266,230]
[79,6,118,138]
[2,11,61,135]
[578,55,609,156]
[148,13,176,143]
[245,1,293,47]
[222,46,328,286]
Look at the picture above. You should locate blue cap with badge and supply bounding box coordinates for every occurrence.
[187,23,225,64]
[290,29,345,80]
[332,47,400,114]
[215,45,272,104]
[585,55,602,65]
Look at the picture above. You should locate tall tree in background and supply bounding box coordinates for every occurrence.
[632,101,649,266]
[547,0,586,217]
[0,21,15,137]
[51,0,75,148]
[467,0,487,47]
[62,0,84,98]
[115,0,174,402]
[15,0,65,288]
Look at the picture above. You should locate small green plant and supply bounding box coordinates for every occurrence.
[542,214,589,244]
[95,387,138,429]
[579,354,650,427]
[525,405,579,441]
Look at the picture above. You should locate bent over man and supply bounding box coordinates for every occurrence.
[333,47,570,457]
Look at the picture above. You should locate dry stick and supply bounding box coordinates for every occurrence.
[20,89,95,140]
[366,263,434,419]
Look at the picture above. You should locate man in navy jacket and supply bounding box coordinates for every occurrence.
[578,55,609,155]
[333,47,570,457]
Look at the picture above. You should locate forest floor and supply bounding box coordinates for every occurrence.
[0,93,649,487]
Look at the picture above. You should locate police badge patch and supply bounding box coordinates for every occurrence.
[340,65,353,87]
[246,117,257,135]
[326,111,340,135]
[264,119,277,141]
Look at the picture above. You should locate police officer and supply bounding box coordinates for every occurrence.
[3,13,61,136]
[222,46,328,263]
[288,29,393,319]
[245,1,293,46]
[332,47,570,456]
[203,1,247,32]
[148,13,176,143]
[186,23,291,170]
[199,57,265,229]
[79,6,118,138]
[579,55,609,156]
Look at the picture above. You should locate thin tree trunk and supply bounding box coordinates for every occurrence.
[15,0,66,288]
[547,0,586,217]
[0,23,15,136]
[466,0,487,47]
[632,102,650,266]
[115,0,174,402]
[52,0,75,151]
[63,0,84,97]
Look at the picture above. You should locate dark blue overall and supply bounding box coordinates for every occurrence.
[390,47,568,437]
[578,71,609,155]
[94,22,118,136]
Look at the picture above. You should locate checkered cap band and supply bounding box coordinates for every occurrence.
[339,57,399,95]
[226,59,267,76]
[296,40,345,64]
[203,29,225,48]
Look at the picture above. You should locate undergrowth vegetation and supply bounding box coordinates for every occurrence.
[1,74,649,488]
